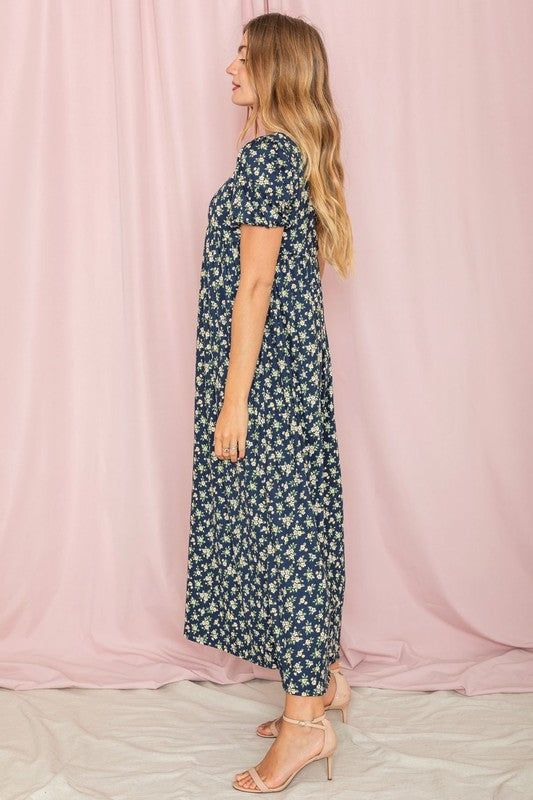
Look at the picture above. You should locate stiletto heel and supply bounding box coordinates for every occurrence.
[339,700,349,723]
[256,666,352,737]
[233,713,337,793]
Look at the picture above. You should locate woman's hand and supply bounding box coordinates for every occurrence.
[213,397,248,462]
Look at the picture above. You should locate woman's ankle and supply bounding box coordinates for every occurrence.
[283,693,324,720]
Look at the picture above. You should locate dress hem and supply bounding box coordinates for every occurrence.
[182,629,340,697]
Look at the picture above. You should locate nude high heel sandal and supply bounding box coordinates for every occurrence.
[232,712,336,793]
[256,667,352,738]
[327,667,352,723]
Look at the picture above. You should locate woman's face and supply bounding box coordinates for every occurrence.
[226,31,255,107]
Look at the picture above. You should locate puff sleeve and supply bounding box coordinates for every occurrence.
[229,138,296,229]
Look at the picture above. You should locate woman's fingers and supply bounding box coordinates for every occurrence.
[224,438,238,462]
[213,432,246,461]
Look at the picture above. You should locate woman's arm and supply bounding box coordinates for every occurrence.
[214,224,283,461]
[224,224,282,404]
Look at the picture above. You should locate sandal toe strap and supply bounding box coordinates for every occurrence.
[248,766,269,792]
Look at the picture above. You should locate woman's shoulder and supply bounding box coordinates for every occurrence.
[236,132,302,167]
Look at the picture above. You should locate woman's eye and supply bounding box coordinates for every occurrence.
[239,58,245,63]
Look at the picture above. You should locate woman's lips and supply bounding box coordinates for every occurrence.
[232,84,240,91]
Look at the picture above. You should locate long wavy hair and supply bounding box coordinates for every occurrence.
[238,12,354,279]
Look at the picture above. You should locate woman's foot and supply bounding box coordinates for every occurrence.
[235,709,326,791]
[255,662,339,738]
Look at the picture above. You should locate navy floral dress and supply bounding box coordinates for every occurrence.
[183,131,345,696]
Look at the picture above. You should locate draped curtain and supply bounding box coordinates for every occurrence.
[0,0,531,692]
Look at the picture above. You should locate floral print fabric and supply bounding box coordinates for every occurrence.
[183,132,345,696]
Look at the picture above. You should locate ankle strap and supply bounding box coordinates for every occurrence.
[282,713,326,729]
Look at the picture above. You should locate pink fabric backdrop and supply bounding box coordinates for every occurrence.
[0,0,532,692]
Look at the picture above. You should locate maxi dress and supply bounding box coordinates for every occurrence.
[182,131,345,696]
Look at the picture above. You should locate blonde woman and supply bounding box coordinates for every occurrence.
[183,11,354,793]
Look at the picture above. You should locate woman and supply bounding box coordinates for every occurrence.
[183,11,354,793]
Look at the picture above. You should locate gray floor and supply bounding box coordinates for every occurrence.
[1,678,532,798]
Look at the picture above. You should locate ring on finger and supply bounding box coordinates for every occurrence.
[223,443,238,459]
